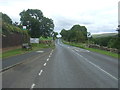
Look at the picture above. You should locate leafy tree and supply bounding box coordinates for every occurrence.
[40,17,54,38]
[19,9,54,38]
[52,31,58,40]
[60,24,87,43]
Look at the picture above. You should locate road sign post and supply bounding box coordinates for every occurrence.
[87,32,91,47]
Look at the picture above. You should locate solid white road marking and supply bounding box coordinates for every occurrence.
[47,58,49,61]
[36,51,44,53]
[86,50,90,52]
[75,49,90,52]
[39,70,43,76]
[31,83,35,88]
[44,63,47,66]
[74,51,118,81]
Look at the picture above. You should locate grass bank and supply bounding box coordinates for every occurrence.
[62,40,118,58]
[2,43,55,59]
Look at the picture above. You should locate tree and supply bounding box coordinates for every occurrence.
[40,17,54,38]
[19,9,54,38]
[53,31,58,40]
[60,24,87,43]
[2,13,12,24]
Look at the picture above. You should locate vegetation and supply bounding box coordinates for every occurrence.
[19,9,54,38]
[2,21,28,35]
[39,37,53,41]
[2,43,55,59]
[60,24,87,43]
[2,13,12,24]
[2,11,57,58]
[91,33,120,49]
[2,12,29,36]
[53,32,58,40]
[62,40,118,58]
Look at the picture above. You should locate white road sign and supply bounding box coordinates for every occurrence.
[30,38,39,43]
[87,32,91,38]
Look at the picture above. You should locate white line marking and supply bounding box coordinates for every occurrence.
[31,83,35,88]
[52,49,53,52]
[85,59,118,81]
[47,58,49,61]
[36,51,44,53]
[74,51,118,81]
[49,55,51,58]
[86,50,90,52]
[39,70,43,76]
[50,53,52,56]
[44,63,47,66]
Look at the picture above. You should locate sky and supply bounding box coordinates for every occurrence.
[0,0,119,35]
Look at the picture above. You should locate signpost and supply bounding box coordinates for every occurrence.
[87,32,91,47]
[30,38,39,43]
[30,38,39,47]
[23,26,26,30]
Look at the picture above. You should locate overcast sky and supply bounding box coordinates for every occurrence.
[0,0,119,35]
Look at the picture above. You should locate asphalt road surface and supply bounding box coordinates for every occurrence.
[2,39,118,88]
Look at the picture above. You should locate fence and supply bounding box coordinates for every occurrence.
[2,32,29,50]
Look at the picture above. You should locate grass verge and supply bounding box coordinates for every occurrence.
[62,40,118,58]
[2,43,55,59]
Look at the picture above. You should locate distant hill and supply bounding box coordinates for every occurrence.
[92,33,118,38]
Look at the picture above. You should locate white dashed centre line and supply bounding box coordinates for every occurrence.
[50,53,52,56]
[52,49,53,52]
[47,58,49,61]
[39,70,43,76]
[31,83,35,89]
[44,63,47,66]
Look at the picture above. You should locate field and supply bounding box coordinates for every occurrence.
[92,33,117,38]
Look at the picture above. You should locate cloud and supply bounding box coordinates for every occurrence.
[0,0,119,34]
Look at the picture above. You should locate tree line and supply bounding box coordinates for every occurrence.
[60,24,87,43]
[2,12,28,36]
[91,35,120,49]
[2,9,58,39]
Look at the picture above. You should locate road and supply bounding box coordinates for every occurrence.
[2,39,118,88]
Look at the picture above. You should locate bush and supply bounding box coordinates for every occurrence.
[2,21,28,36]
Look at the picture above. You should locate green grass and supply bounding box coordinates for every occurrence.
[63,41,86,49]
[39,37,53,40]
[2,48,26,58]
[62,40,118,58]
[2,43,55,59]
[86,48,118,58]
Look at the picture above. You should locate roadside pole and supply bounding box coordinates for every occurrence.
[87,32,91,48]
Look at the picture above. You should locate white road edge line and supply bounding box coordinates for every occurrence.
[39,70,43,76]
[31,83,35,89]
[49,55,51,58]
[47,58,49,61]
[44,63,47,66]
[75,51,118,81]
